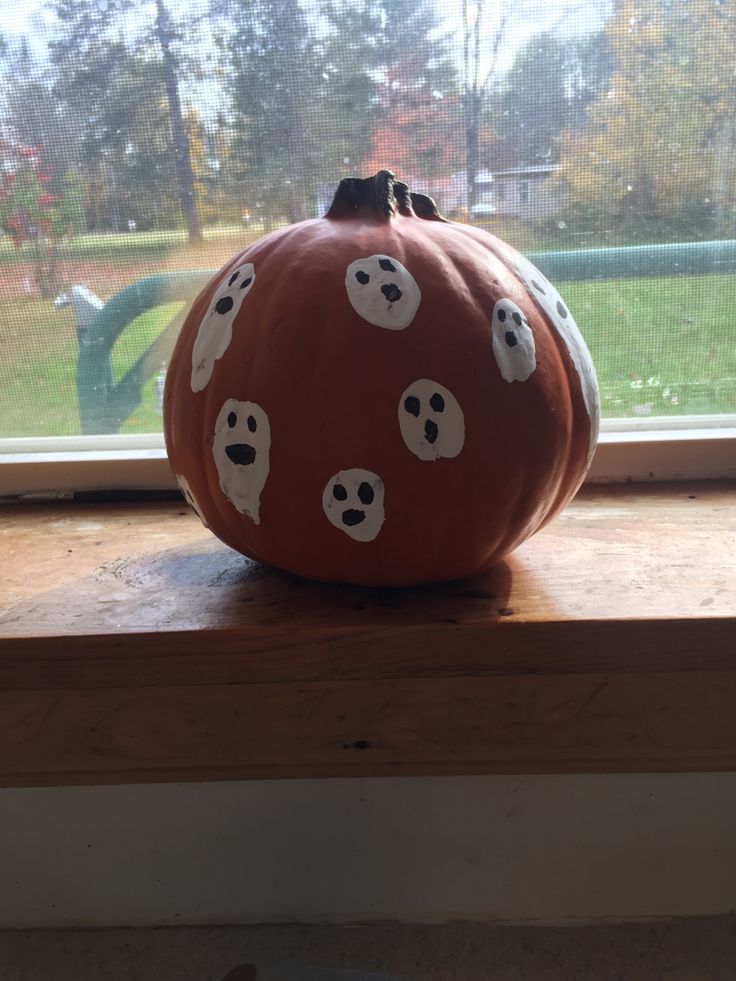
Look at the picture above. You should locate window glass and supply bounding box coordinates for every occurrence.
[0,0,734,439]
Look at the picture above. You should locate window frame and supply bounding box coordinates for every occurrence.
[1,415,734,499]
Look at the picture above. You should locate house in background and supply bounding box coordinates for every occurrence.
[315,165,564,222]
[484,164,564,221]
[417,165,565,222]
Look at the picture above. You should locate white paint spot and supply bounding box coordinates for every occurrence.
[398,379,465,461]
[345,255,420,330]
[491,298,536,383]
[212,398,271,523]
[511,254,600,460]
[322,468,385,542]
[191,262,256,392]
[176,474,208,527]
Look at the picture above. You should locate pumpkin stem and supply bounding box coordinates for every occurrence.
[326,170,446,222]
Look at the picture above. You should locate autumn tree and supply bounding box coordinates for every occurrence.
[556,0,736,238]
[0,141,84,295]
[323,0,458,182]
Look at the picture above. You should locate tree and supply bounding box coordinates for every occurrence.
[50,0,203,239]
[151,0,202,241]
[359,88,462,180]
[496,34,577,167]
[0,141,84,296]
[0,39,82,179]
[556,0,736,238]
[220,0,330,225]
[341,0,458,181]
[460,0,509,213]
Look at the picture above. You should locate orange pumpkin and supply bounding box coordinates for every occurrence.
[164,171,599,586]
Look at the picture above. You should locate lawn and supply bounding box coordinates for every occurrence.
[0,224,259,266]
[0,272,734,439]
[564,274,736,417]
[0,301,182,438]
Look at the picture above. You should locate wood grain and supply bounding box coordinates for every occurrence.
[1,672,736,786]
[0,482,735,785]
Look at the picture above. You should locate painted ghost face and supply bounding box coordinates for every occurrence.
[175,474,208,527]
[191,262,256,392]
[491,298,536,383]
[212,398,271,523]
[322,468,385,542]
[345,255,421,330]
[399,379,465,461]
[512,254,600,459]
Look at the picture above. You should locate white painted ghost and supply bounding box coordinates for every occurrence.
[175,474,208,528]
[212,398,271,523]
[491,298,537,383]
[511,254,600,460]
[322,468,385,542]
[398,379,465,461]
[191,262,256,392]
[345,255,421,330]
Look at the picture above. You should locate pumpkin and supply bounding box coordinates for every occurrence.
[163,170,599,587]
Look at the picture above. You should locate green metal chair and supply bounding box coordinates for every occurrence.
[72,271,213,434]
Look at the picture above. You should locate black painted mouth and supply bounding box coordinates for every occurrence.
[342,508,366,526]
[226,443,256,465]
[424,419,439,444]
[381,283,402,303]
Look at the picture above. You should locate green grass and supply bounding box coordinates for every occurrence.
[0,224,268,266]
[0,274,734,439]
[563,274,736,416]
[0,302,181,438]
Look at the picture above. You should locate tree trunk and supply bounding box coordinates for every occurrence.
[154,0,202,243]
[465,91,479,217]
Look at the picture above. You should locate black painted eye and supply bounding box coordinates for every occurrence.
[424,419,439,443]
[497,308,507,322]
[247,415,257,433]
[505,331,518,347]
[512,311,523,327]
[355,271,370,285]
[531,279,546,295]
[215,296,234,315]
[333,483,348,501]
[381,283,402,302]
[357,482,374,505]
[379,258,396,272]
[227,411,237,427]
[429,393,445,413]
[556,300,568,318]
[240,276,253,289]
[404,395,420,417]
[228,271,240,287]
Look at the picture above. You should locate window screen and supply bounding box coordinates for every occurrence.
[0,0,733,439]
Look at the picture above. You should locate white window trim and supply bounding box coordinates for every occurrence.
[1,416,734,499]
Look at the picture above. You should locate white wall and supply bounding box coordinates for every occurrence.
[2,773,735,928]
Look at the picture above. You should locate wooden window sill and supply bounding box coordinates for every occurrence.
[1,481,734,787]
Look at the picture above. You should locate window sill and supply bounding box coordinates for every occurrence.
[2,417,736,497]
[1,480,734,787]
